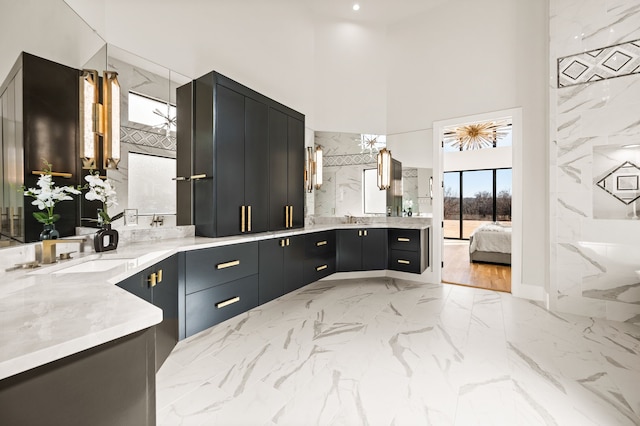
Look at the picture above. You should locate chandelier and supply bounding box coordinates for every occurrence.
[358,134,386,153]
[443,121,510,151]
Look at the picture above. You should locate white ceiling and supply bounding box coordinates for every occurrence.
[306,0,448,25]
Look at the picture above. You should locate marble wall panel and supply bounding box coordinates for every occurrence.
[550,0,640,324]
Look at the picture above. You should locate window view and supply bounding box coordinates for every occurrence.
[128,92,176,134]
[444,168,512,239]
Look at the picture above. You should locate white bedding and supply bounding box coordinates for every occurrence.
[469,223,512,254]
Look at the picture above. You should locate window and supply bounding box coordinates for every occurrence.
[444,168,512,239]
[128,92,176,134]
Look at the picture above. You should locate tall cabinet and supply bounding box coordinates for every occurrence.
[0,53,80,242]
[178,71,304,237]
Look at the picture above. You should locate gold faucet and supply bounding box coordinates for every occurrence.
[39,238,87,264]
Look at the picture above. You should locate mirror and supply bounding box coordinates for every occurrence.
[99,45,191,228]
[314,131,432,218]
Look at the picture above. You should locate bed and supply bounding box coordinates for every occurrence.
[469,222,512,265]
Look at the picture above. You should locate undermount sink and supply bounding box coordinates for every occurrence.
[50,259,135,274]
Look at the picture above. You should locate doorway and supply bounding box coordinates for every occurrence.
[432,108,523,294]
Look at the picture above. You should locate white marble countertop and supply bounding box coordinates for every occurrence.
[0,222,430,381]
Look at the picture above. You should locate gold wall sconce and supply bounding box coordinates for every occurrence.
[377,147,392,190]
[79,69,121,169]
[305,146,323,192]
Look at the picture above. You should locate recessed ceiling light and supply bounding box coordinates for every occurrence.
[353,3,360,11]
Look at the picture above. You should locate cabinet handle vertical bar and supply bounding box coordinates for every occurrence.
[286,238,290,246]
[358,230,362,237]
[241,205,246,232]
[247,205,252,232]
[157,269,163,283]
[289,206,293,228]
[147,272,157,287]
[280,239,285,247]
[363,230,368,236]
[285,205,289,228]
[216,296,240,309]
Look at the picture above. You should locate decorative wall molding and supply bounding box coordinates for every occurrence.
[558,38,640,88]
[121,126,176,151]
[403,168,418,178]
[324,153,376,167]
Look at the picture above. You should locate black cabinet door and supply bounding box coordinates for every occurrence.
[268,108,288,231]
[215,84,245,237]
[258,238,285,305]
[362,229,388,271]
[244,97,269,233]
[151,255,179,371]
[283,235,305,293]
[337,229,364,272]
[287,116,305,228]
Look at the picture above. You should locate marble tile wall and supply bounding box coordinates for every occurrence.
[550,0,640,324]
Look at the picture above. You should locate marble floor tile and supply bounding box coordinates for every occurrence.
[157,277,640,425]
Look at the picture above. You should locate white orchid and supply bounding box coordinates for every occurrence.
[22,160,81,225]
[84,172,118,224]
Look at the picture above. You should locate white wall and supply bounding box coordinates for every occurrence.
[312,17,388,134]
[102,0,316,128]
[444,147,512,172]
[386,0,548,292]
[386,130,433,169]
[0,0,105,83]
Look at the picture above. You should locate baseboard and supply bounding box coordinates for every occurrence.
[512,282,545,301]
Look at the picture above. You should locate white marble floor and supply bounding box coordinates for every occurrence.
[157,277,640,425]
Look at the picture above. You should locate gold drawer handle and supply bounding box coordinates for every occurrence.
[216,296,240,309]
[217,260,240,269]
[190,174,207,180]
[397,259,410,265]
[397,237,411,242]
[316,264,328,271]
[316,240,327,246]
[148,272,157,287]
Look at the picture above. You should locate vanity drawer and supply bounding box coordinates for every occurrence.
[185,242,259,294]
[388,229,420,252]
[303,257,336,285]
[305,231,336,257]
[185,274,259,337]
[389,249,421,274]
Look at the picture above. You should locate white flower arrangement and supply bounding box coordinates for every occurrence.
[23,160,81,225]
[85,171,118,224]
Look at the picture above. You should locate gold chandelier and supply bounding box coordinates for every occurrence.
[443,121,510,151]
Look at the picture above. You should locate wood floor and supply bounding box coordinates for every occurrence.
[442,241,511,293]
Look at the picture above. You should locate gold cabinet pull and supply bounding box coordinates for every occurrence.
[289,206,293,228]
[157,269,163,283]
[397,259,410,265]
[190,174,207,180]
[148,272,158,287]
[397,237,410,242]
[172,176,187,181]
[217,260,240,269]
[358,230,362,237]
[363,230,368,236]
[247,205,252,232]
[285,205,289,228]
[316,264,328,271]
[316,240,327,246]
[32,170,72,178]
[216,296,240,309]
[279,239,285,247]
[241,205,246,232]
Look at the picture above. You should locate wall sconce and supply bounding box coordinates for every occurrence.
[377,148,392,190]
[79,70,121,170]
[305,146,323,192]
